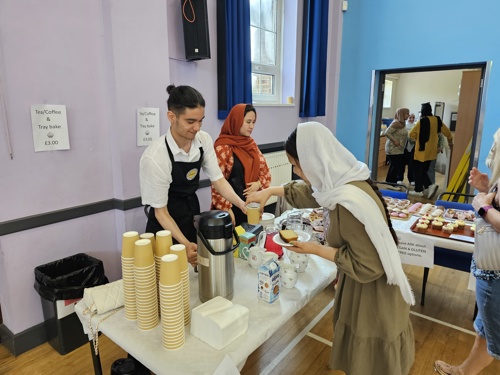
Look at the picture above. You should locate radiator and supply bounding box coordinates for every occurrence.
[264,151,292,205]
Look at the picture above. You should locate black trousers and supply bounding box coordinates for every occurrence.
[386,154,406,183]
[413,160,432,192]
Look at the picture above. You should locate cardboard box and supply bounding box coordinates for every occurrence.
[258,260,280,303]
[238,232,256,260]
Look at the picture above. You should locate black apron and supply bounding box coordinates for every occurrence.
[226,155,247,226]
[146,138,204,244]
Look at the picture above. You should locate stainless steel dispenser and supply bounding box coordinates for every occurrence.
[194,210,239,302]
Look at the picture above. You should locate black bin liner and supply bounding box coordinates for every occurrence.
[34,253,107,302]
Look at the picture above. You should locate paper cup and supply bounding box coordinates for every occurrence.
[160,254,181,286]
[156,230,173,257]
[134,239,154,268]
[246,202,261,224]
[140,233,156,254]
[169,244,188,271]
[122,231,140,258]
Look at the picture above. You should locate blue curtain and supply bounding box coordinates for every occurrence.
[299,0,329,118]
[216,0,252,119]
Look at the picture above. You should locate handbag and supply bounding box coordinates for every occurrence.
[82,279,124,355]
[83,279,124,314]
[435,151,448,175]
[474,217,500,270]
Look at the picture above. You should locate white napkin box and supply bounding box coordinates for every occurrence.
[191,296,249,350]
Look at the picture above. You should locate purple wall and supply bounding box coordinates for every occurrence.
[0,0,342,337]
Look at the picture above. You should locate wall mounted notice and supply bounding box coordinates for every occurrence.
[137,107,160,146]
[31,104,70,152]
[397,231,435,268]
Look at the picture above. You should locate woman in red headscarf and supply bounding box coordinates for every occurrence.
[211,104,271,225]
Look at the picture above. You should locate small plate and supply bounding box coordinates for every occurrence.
[273,230,311,247]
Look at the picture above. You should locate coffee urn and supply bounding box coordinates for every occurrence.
[194,210,239,302]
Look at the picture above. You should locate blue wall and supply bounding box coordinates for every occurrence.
[337,0,500,166]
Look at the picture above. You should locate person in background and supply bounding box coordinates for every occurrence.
[485,128,500,170]
[248,122,415,375]
[408,102,453,198]
[211,104,271,225]
[140,85,247,266]
[434,146,500,374]
[384,108,410,189]
[400,112,416,186]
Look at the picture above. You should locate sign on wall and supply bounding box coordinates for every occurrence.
[137,107,160,147]
[30,104,70,152]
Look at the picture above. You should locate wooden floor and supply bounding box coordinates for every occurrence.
[2,264,500,374]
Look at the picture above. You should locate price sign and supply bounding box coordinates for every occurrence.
[31,104,70,152]
[137,107,160,146]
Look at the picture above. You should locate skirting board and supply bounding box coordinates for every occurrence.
[0,322,47,356]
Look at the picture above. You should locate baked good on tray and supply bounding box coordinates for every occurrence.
[279,230,299,243]
[442,224,454,234]
[415,223,428,233]
[431,220,443,230]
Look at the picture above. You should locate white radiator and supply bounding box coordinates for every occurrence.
[264,151,292,205]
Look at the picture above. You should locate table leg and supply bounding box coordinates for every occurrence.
[421,267,429,306]
[89,340,103,375]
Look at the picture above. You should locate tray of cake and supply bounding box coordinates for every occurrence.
[383,197,412,220]
[410,216,476,242]
[443,208,477,222]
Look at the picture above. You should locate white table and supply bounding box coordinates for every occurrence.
[75,256,337,375]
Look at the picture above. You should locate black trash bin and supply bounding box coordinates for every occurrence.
[34,253,108,355]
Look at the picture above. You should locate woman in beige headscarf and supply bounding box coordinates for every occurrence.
[384,108,410,186]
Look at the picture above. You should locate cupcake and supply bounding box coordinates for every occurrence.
[416,223,428,233]
[455,220,466,230]
[442,224,454,234]
[451,222,459,232]
[431,220,443,230]
[470,224,476,232]
[435,216,446,222]
[418,219,430,225]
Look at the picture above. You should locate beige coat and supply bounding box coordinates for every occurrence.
[284,180,414,375]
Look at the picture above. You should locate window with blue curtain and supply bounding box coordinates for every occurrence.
[299,0,329,118]
[216,0,253,119]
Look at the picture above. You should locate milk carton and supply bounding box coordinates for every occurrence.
[258,259,280,303]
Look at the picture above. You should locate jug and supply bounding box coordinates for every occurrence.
[194,210,239,302]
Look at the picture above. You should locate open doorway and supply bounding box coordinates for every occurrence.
[367,62,490,200]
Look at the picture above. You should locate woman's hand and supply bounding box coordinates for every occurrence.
[288,241,337,262]
[469,167,489,192]
[472,191,496,212]
[246,189,272,212]
[243,181,261,196]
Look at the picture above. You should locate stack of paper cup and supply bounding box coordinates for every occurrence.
[140,233,156,254]
[154,231,173,288]
[134,239,159,330]
[122,231,139,320]
[169,244,190,325]
[159,254,184,350]
[155,231,173,315]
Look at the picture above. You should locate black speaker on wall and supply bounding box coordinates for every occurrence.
[181,0,211,61]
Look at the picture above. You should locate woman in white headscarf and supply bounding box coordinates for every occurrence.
[247,122,415,375]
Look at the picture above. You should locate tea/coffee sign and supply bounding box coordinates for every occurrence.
[31,104,70,152]
[137,107,160,146]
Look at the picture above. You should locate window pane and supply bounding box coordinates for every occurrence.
[252,73,274,95]
[383,80,393,108]
[260,0,276,32]
[251,27,261,63]
[260,30,276,65]
[250,0,260,27]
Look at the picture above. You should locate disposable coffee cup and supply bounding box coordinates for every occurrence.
[134,239,154,268]
[169,244,188,271]
[160,254,181,286]
[122,231,140,258]
[246,202,261,224]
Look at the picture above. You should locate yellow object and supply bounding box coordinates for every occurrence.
[233,226,246,257]
[445,139,471,202]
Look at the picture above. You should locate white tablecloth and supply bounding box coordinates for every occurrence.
[75,256,337,375]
